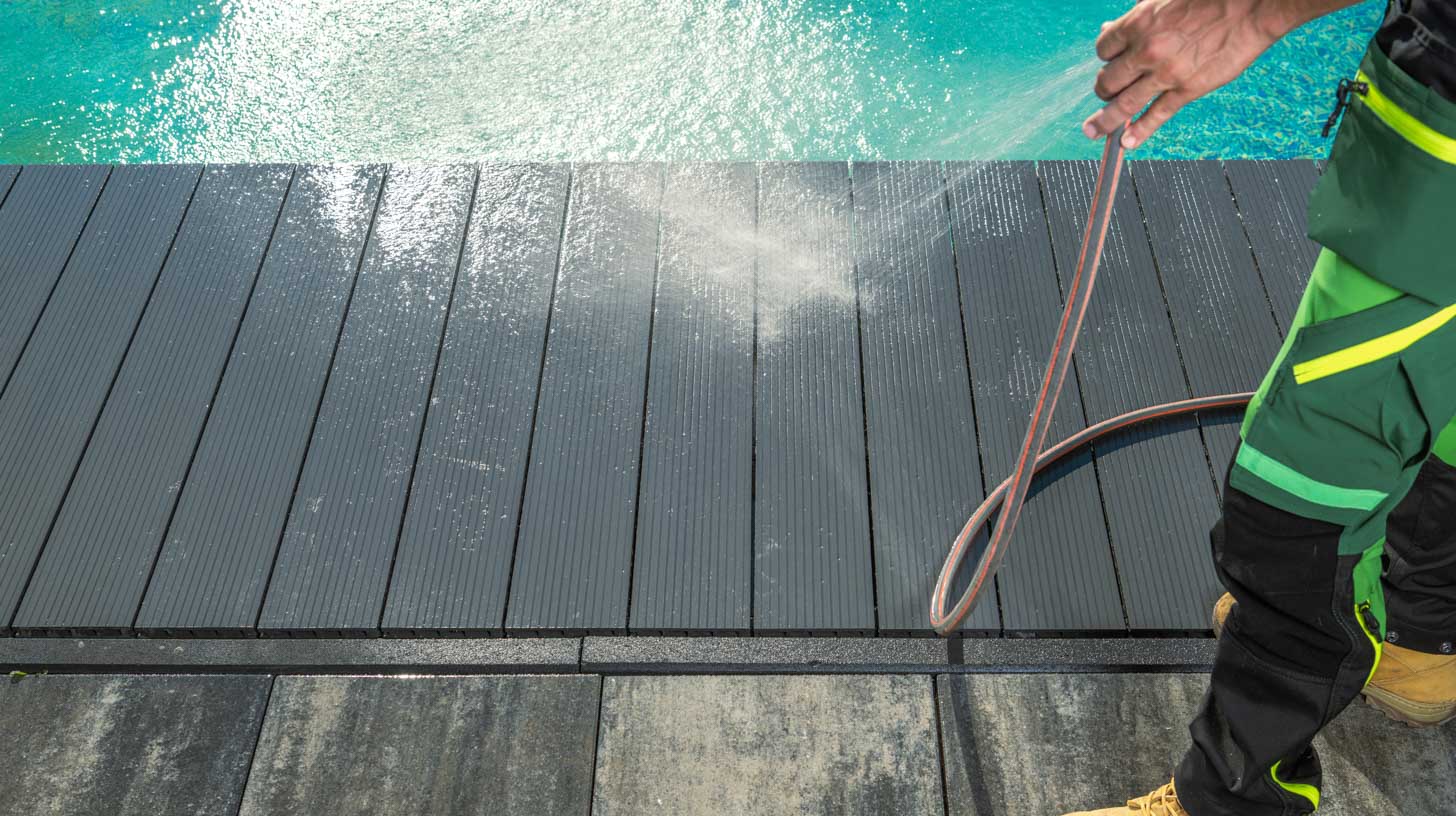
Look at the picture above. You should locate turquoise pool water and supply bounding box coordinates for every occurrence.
[3,1,1383,163]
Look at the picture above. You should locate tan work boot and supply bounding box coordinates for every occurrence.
[1062,780,1188,815]
[1364,642,1456,726]
[1213,592,1456,727]
[1211,592,1235,639]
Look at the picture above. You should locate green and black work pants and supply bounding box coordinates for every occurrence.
[1173,41,1456,816]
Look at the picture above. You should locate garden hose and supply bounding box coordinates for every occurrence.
[929,127,1255,636]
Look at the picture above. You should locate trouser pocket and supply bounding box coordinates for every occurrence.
[1231,293,1456,554]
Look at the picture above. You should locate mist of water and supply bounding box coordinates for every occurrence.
[937,54,1102,158]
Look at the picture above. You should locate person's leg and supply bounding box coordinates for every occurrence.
[1352,417,1456,726]
[1174,250,1456,816]
[1384,417,1456,653]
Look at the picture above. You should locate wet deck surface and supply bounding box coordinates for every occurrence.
[3,671,1448,815]
[0,160,1322,639]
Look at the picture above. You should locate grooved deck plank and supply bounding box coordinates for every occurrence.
[1039,161,1222,632]
[628,164,755,634]
[752,162,875,635]
[257,165,476,635]
[0,166,19,204]
[380,164,569,635]
[1223,159,1322,336]
[135,166,384,636]
[0,165,110,397]
[852,161,995,635]
[13,165,293,636]
[0,164,201,632]
[1130,161,1284,477]
[946,161,1123,634]
[504,163,664,634]
[0,160,1325,640]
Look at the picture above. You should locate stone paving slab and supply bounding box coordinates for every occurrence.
[938,673,1456,816]
[1317,695,1456,815]
[238,674,599,815]
[0,673,268,816]
[592,674,943,815]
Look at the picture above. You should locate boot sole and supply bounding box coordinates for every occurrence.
[1363,686,1456,728]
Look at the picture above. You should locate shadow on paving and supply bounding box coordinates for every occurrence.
[2,672,1452,815]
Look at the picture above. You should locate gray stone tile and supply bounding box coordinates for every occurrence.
[939,673,1456,816]
[0,673,269,816]
[239,674,599,815]
[593,675,942,816]
[939,673,1203,816]
[1317,697,1456,816]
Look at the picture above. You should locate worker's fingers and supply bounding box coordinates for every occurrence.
[1094,54,1144,101]
[1122,90,1194,149]
[1096,19,1130,62]
[1082,75,1163,139]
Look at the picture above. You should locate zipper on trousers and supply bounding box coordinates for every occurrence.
[1324,77,1371,137]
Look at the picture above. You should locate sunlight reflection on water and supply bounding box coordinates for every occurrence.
[1,0,1381,162]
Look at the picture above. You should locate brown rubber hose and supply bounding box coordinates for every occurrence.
[930,127,1254,636]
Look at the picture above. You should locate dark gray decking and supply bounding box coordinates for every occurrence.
[0,160,1321,639]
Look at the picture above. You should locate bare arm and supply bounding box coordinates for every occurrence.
[1084,0,1370,149]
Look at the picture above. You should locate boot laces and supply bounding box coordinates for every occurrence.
[1127,781,1182,814]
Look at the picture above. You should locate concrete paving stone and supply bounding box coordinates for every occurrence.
[1317,697,1456,816]
[939,673,1201,816]
[938,673,1456,816]
[592,674,943,816]
[0,673,269,816]
[239,674,599,815]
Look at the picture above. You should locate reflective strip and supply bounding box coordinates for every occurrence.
[1357,70,1456,164]
[1271,761,1321,811]
[1293,303,1456,384]
[1235,444,1387,512]
[1357,602,1384,688]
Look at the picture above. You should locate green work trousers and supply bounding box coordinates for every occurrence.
[1175,41,1456,816]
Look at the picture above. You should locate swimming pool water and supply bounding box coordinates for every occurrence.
[3,1,1383,164]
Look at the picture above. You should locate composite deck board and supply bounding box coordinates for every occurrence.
[381,164,569,635]
[0,165,110,398]
[1223,159,1322,336]
[0,166,18,204]
[13,165,293,635]
[946,161,1123,634]
[257,165,476,635]
[752,162,875,635]
[1038,161,1222,632]
[136,165,385,635]
[852,161,994,635]
[1130,161,1285,479]
[628,164,755,634]
[0,164,201,632]
[0,160,1319,639]
[504,163,664,634]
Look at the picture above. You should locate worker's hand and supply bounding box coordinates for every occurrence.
[1084,0,1301,149]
